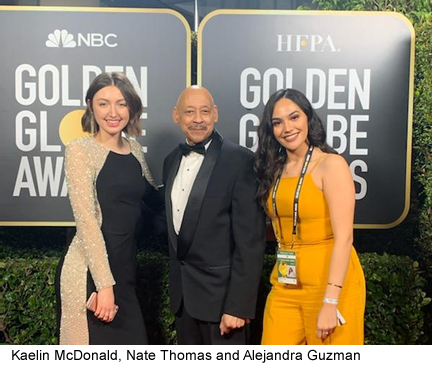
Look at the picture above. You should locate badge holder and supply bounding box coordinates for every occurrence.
[272,219,298,285]
[277,248,297,285]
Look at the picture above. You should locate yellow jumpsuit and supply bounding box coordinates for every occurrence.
[262,174,366,345]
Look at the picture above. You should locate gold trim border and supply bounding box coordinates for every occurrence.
[0,5,191,227]
[197,9,415,230]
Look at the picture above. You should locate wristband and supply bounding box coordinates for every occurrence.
[323,297,339,305]
[327,282,343,289]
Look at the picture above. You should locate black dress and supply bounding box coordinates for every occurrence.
[56,136,158,345]
[53,150,148,345]
[85,151,149,344]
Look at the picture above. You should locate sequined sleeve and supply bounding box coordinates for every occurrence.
[129,138,157,188]
[65,141,115,290]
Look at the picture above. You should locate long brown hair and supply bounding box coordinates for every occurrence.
[254,89,337,213]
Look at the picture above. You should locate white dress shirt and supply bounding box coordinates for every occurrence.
[171,140,212,234]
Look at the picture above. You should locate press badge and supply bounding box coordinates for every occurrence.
[277,250,297,285]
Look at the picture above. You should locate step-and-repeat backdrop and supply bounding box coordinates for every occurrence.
[0,8,413,228]
[199,10,414,228]
[0,7,190,225]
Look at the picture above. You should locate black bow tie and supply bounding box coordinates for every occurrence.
[179,142,206,156]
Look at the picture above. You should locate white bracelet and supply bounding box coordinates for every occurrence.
[323,297,339,305]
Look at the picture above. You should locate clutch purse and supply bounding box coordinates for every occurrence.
[86,292,119,321]
[336,309,346,326]
[86,292,98,312]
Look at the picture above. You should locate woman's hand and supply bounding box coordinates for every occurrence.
[94,286,118,323]
[316,303,338,340]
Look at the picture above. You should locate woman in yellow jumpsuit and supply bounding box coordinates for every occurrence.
[255,89,365,345]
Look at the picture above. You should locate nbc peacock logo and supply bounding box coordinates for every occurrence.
[46,29,76,48]
[45,29,118,48]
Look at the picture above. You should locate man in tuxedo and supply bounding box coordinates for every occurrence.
[162,86,266,344]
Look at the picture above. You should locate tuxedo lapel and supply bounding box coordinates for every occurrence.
[177,131,223,259]
[165,149,182,252]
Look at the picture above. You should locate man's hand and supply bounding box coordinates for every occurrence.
[219,314,248,336]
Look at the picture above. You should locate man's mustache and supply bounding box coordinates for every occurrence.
[188,125,207,130]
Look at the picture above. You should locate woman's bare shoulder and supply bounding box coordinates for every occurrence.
[320,153,349,171]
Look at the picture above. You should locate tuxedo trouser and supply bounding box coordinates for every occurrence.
[175,302,248,345]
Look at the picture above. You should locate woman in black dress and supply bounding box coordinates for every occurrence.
[56,72,157,345]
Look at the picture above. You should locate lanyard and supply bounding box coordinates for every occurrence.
[272,144,314,241]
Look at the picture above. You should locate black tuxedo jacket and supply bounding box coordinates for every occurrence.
[162,131,266,323]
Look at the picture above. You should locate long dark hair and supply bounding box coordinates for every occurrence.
[254,88,336,212]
